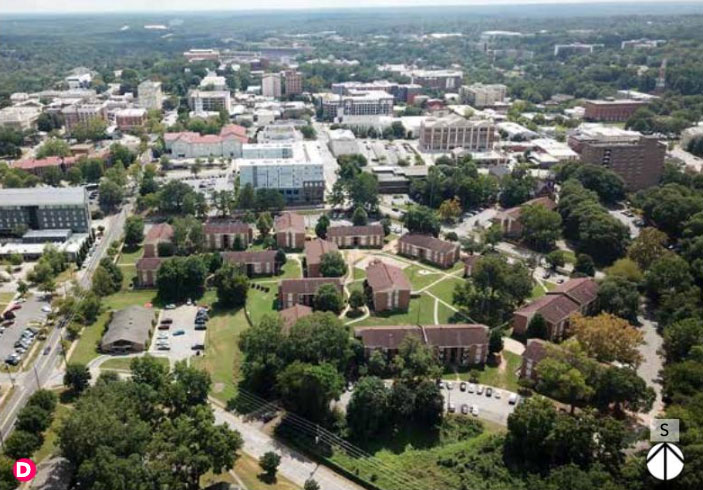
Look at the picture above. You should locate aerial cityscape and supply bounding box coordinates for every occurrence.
[1,1,703,488]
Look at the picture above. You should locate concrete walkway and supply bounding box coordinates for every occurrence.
[502,338,526,356]
[637,314,664,426]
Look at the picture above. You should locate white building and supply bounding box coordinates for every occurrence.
[137,80,163,110]
[0,106,42,131]
[319,90,394,123]
[328,129,360,157]
[200,75,227,91]
[238,142,325,203]
[65,71,92,90]
[164,124,248,159]
[681,123,703,150]
[460,83,507,108]
[188,90,231,115]
[497,121,538,141]
[529,138,579,167]
[262,73,283,98]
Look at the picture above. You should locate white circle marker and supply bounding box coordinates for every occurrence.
[647,442,684,481]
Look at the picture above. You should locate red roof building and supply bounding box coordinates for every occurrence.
[204,221,253,250]
[280,304,313,331]
[143,223,174,258]
[135,257,163,288]
[304,238,339,278]
[274,212,306,250]
[397,233,460,268]
[327,225,384,248]
[520,338,549,380]
[493,196,557,238]
[12,156,77,176]
[278,278,343,309]
[222,250,278,276]
[365,259,411,312]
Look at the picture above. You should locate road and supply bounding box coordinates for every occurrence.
[0,199,132,442]
[637,314,664,426]
[212,403,363,490]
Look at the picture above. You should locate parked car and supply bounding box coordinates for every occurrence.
[485,387,493,397]
[471,405,479,417]
[165,304,176,310]
[157,333,169,340]
[160,318,173,325]
[461,404,469,415]
[158,323,170,330]
[43,346,51,355]
[191,343,205,350]
[477,384,485,395]
[467,383,476,393]
[194,324,207,331]
[494,390,502,399]
[508,393,519,405]
[157,343,171,351]
[172,329,185,336]
[41,305,52,313]
[445,381,453,390]
[448,402,456,413]
[10,304,22,311]
[460,382,467,392]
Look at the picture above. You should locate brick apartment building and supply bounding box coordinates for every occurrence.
[398,234,460,268]
[354,323,490,366]
[492,197,557,238]
[223,250,279,276]
[278,278,344,309]
[274,212,306,250]
[584,99,649,122]
[512,278,598,341]
[365,259,412,312]
[204,221,253,250]
[304,238,339,278]
[326,225,384,248]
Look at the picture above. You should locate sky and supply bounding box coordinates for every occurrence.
[1,0,700,15]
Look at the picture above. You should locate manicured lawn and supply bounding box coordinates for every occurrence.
[404,264,444,291]
[118,264,137,291]
[427,277,463,305]
[232,453,301,490]
[118,245,143,264]
[101,355,169,371]
[103,289,159,310]
[347,280,365,297]
[356,292,436,327]
[68,312,111,365]
[437,302,467,323]
[246,284,278,327]
[33,402,73,463]
[278,259,302,280]
[191,308,249,405]
[353,267,366,281]
[531,283,546,299]
[55,264,76,284]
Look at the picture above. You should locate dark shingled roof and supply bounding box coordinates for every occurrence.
[366,259,411,292]
[327,225,384,237]
[547,277,598,307]
[144,223,173,245]
[136,257,163,271]
[398,233,458,254]
[304,238,338,266]
[514,294,580,325]
[280,304,313,331]
[222,250,277,264]
[354,324,489,350]
[204,221,251,234]
[523,338,548,365]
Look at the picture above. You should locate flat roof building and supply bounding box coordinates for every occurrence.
[0,187,91,234]
[419,114,496,152]
[138,80,163,110]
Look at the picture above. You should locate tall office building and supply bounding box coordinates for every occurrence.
[137,80,163,110]
[460,83,507,108]
[283,70,303,96]
[262,73,283,98]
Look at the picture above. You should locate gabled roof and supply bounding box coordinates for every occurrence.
[423,324,489,347]
[274,212,305,233]
[547,277,598,307]
[304,238,338,266]
[501,196,557,220]
[523,338,548,364]
[354,326,423,350]
[280,304,313,331]
[327,225,384,237]
[136,257,163,271]
[222,250,277,264]
[204,221,251,234]
[366,259,411,292]
[514,294,580,325]
[279,277,343,296]
[164,124,247,145]
[144,223,173,245]
[398,233,458,254]
[101,306,155,348]
[13,156,76,171]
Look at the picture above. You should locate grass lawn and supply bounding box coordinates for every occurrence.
[118,245,143,264]
[246,284,278,327]
[277,259,301,280]
[530,283,546,299]
[437,302,467,323]
[427,277,463,305]
[103,289,159,310]
[347,280,365,297]
[100,355,169,371]
[353,267,366,281]
[356,293,435,327]
[118,264,137,291]
[55,264,76,284]
[33,402,73,463]
[231,453,301,490]
[191,308,248,405]
[404,264,444,291]
[68,312,111,365]
[0,291,15,312]
[454,351,522,392]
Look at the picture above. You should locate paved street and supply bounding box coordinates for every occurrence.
[213,403,363,490]
[637,314,664,425]
[608,208,641,239]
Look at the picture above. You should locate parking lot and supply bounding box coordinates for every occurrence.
[149,305,207,362]
[1,293,51,364]
[440,380,519,426]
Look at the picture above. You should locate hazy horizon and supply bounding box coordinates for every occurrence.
[3,0,703,15]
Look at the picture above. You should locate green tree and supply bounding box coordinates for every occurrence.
[546,250,567,270]
[276,361,344,422]
[239,315,285,396]
[64,363,92,395]
[213,262,249,308]
[403,205,441,236]
[259,451,281,480]
[349,289,365,311]
[313,283,344,314]
[124,216,145,249]
[520,204,562,251]
[595,277,640,324]
[536,358,593,413]
[36,137,71,158]
[256,212,274,238]
[574,253,595,277]
[3,430,42,460]
[527,313,549,339]
[98,179,124,210]
[283,312,353,370]
[352,206,368,226]
[16,405,52,433]
[627,227,670,269]
[320,251,347,277]
[315,215,330,238]
[304,478,321,490]
[489,328,504,354]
